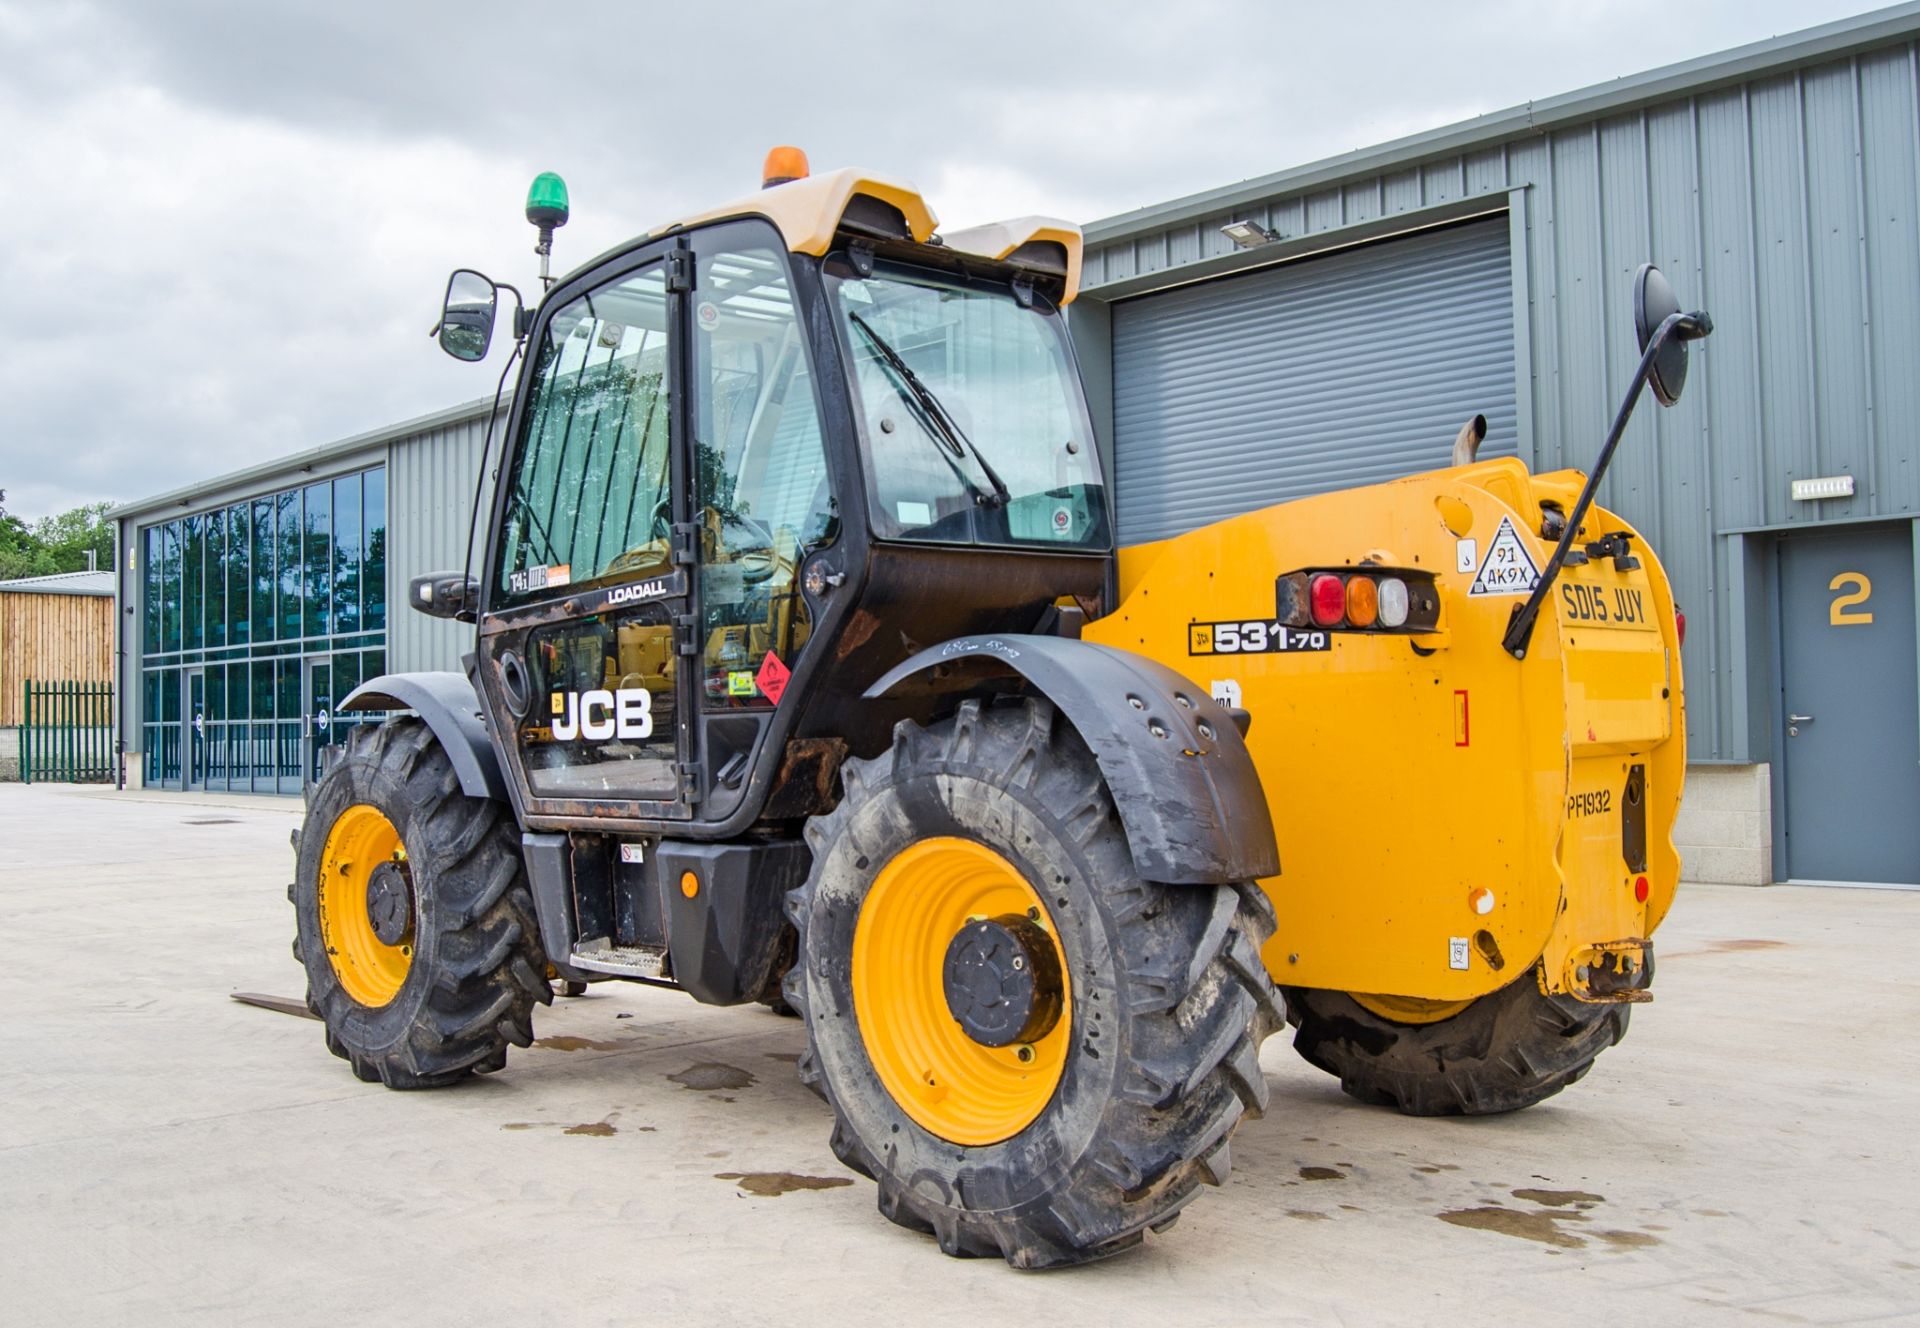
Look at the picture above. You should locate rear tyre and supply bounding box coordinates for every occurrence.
[787,697,1280,1268]
[293,717,550,1090]
[1282,973,1630,1116]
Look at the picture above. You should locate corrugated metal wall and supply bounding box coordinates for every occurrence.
[384,406,507,675]
[1078,39,1920,763]
[1109,217,1516,543]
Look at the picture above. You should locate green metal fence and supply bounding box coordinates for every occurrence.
[21,680,115,784]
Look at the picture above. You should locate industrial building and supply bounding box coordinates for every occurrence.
[112,4,1920,887]
[0,569,113,780]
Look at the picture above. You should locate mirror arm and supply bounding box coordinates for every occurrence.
[1499,310,1707,659]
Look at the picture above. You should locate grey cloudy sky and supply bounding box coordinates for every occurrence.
[0,0,1886,518]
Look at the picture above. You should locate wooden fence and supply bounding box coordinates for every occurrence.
[0,591,114,728]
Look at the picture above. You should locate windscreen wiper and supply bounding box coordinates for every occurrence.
[847,312,1012,508]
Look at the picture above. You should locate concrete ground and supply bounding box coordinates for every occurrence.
[2,785,1916,1327]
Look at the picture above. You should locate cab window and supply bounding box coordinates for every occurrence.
[495,265,672,604]
[692,245,835,709]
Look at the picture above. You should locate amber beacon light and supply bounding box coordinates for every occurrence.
[763,146,810,188]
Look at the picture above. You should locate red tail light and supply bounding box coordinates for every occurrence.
[1675,609,1687,648]
[1309,574,1347,627]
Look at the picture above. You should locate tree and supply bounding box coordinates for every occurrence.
[0,490,117,579]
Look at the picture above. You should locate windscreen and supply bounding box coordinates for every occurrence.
[825,259,1109,550]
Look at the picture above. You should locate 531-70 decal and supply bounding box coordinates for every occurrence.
[1189,619,1330,655]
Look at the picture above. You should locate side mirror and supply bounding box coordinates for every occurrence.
[408,570,479,622]
[1633,264,1691,407]
[438,269,498,362]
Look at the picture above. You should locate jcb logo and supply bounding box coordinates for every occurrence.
[550,688,654,741]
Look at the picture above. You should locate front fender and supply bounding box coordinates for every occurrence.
[865,636,1279,885]
[340,672,507,804]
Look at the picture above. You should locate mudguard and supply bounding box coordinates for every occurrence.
[340,672,508,804]
[865,636,1279,885]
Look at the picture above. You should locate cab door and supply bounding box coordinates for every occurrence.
[478,247,697,824]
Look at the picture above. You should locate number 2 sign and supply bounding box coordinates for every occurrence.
[1828,572,1873,626]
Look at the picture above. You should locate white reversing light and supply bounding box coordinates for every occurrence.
[1377,576,1410,628]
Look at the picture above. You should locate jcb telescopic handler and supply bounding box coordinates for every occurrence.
[291,149,1708,1266]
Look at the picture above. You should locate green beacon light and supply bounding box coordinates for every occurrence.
[526,171,570,288]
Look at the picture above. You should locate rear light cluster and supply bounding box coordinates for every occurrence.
[1276,569,1441,634]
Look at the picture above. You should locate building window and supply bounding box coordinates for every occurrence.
[137,464,388,793]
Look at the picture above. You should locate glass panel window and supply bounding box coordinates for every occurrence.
[277,491,301,640]
[304,482,331,637]
[163,521,182,651]
[228,504,250,646]
[495,265,672,605]
[334,472,362,634]
[252,499,275,643]
[692,245,833,709]
[826,258,1108,550]
[143,527,163,654]
[364,468,386,631]
[206,510,227,649]
[183,513,204,651]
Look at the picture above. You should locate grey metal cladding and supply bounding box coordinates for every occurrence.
[1109,217,1517,544]
[1081,26,1920,764]
[384,407,506,675]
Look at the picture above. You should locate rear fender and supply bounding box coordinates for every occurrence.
[865,636,1279,885]
[340,672,508,804]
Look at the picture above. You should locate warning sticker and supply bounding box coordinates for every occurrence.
[727,671,757,697]
[756,651,791,705]
[1466,516,1540,597]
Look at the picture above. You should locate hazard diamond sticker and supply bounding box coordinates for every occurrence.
[755,651,791,705]
[1467,515,1542,597]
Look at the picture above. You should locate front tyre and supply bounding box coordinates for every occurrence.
[787,698,1280,1268]
[1283,974,1631,1116]
[293,718,550,1089]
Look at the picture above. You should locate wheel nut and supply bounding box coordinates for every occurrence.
[1016,1045,1035,1063]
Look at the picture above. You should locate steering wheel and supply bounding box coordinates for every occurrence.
[726,511,781,584]
[650,498,673,543]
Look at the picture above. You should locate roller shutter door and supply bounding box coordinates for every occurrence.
[1109,216,1517,544]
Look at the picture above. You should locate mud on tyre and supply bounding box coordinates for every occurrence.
[292,717,551,1089]
[786,696,1281,1268]
[1283,975,1631,1116]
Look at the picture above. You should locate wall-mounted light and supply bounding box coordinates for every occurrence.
[1220,219,1278,249]
[1790,475,1854,501]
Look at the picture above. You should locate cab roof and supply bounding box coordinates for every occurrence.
[641,167,1084,304]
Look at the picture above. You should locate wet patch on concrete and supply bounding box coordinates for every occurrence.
[1413,1163,1461,1174]
[1286,1209,1331,1221]
[1511,1188,1604,1208]
[1665,938,1789,959]
[1299,1166,1345,1181]
[1440,1206,1589,1249]
[500,1123,536,1131]
[533,1035,628,1052]
[670,1062,755,1092]
[1598,1229,1660,1248]
[715,1171,854,1197]
[564,1121,617,1137]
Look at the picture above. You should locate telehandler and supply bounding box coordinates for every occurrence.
[291,148,1708,1267]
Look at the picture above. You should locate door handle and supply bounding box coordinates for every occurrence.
[1788,712,1813,737]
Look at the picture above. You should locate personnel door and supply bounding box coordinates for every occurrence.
[1777,524,1920,885]
[481,252,694,821]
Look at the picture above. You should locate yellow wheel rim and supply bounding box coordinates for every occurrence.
[317,804,414,1008]
[1350,991,1474,1025]
[852,837,1071,1147]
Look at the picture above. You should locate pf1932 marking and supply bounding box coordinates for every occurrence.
[1567,789,1612,818]
[1560,583,1648,626]
[1189,620,1330,655]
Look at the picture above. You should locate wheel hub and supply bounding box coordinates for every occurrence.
[942,915,1063,1048]
[365,861,414,946]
